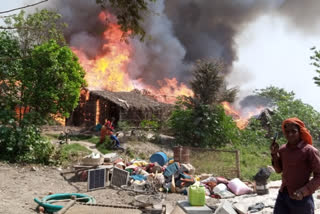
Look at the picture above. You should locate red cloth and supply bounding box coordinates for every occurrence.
[281,117,312,145]
[99,120,114,143]
[105,120,114,136]
[272,141,320,197]
[99,125,107,144]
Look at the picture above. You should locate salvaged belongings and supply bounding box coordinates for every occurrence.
[81,153,104,166]
[254,167,271,195]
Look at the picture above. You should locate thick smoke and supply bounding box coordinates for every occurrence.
[127,0,189,85]
[43,0,107,59]
[40,0,320,90]
[164,0,284,75]
[277,0,320,33]
[239,95,273,109]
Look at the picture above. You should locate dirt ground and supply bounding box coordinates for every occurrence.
[0,126,207,214]
[0,162,200,214]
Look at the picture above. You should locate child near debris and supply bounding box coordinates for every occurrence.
[270,117,320,214]
[99,118,120,147]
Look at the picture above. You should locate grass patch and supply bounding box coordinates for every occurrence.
[57,143,91,166]
[96,143,112,154]
[61,143,91,155]
[94,138,113,154]
[190,149,238,179]
[68,134,100,143]
[85,136,100,144]
[45,133,60,139]
[45,133,100,144]
[189,143,281,181]
[230,143,281,181]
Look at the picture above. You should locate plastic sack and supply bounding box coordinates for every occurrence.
[213,183,227,194]
[188,185,205,206]
[227,178,252,195]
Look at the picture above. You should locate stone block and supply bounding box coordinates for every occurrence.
[214,201,237,214]
[177,200,212,214]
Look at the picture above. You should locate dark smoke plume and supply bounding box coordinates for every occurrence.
[38,0,320,89]
[239,95,273,109]
[277,0,320,33]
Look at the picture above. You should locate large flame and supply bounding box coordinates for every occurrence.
[221,101,264,129]
[146,78,194,103]
[72,11,134,92]
[72,11,192,103]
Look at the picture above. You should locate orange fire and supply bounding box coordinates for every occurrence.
[72,11,192,103]
[146,78,194,103]
[72,11,134,92]
[221,101,264,129]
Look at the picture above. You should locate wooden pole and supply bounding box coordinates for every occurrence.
[235,150,241,178]
[56,199,76,214]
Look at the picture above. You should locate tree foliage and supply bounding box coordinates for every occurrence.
[0,36,86,123]
[24,40,86,119]
[255,86,320,140]
[4,9,66,55]
[0,31,22,119]
[1,9,86,123]
[96,0,156,40]
[169,60,239,148]
[169,98,238,148]
[0,122,53,163]
[190,60,238,105]
[311,47,320,87]
[0,9,86,163]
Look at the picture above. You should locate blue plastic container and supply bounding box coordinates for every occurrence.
[149,152,168,166]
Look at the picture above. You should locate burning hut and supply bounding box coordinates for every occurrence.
[67,88,172,127]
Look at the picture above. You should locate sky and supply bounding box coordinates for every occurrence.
[228,14,320,111]
[1,1,320,111]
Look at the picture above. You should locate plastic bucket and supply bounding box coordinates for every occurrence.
[149,152,168,166]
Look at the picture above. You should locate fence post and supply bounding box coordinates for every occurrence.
[235,150,241,178]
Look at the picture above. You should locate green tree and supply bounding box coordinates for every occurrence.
[169,60,239,148]
[0,31,22,124]
[0,32,56,163]
[169,98,238,147]
[4,9,67,55]
[22,40,86,120]
[190,60,238,105]
[255,86,320,140]
[1,9,85,123]
[96,0,156,40]
[310,47,320,87]
[0,9,86,163]
[254,86,295,105]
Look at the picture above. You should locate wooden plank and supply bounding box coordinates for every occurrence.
[57,200,76,214]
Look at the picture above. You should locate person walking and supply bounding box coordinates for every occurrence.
[271,117,320,214]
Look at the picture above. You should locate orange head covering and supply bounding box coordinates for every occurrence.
[281,117,313,145]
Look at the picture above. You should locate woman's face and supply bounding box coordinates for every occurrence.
[284,123,301,145]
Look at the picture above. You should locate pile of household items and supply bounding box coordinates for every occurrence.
[35,148,272,214]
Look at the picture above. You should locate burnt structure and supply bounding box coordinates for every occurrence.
[67,88,172,126]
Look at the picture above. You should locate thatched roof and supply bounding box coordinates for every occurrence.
[90,89,170,111]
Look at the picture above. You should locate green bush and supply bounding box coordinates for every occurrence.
[140,117,160,130]
[56,143,91,165]
[0,122,53,164]
[169,103,238,148]
[95,137,113,154]
[117,120,132,131]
